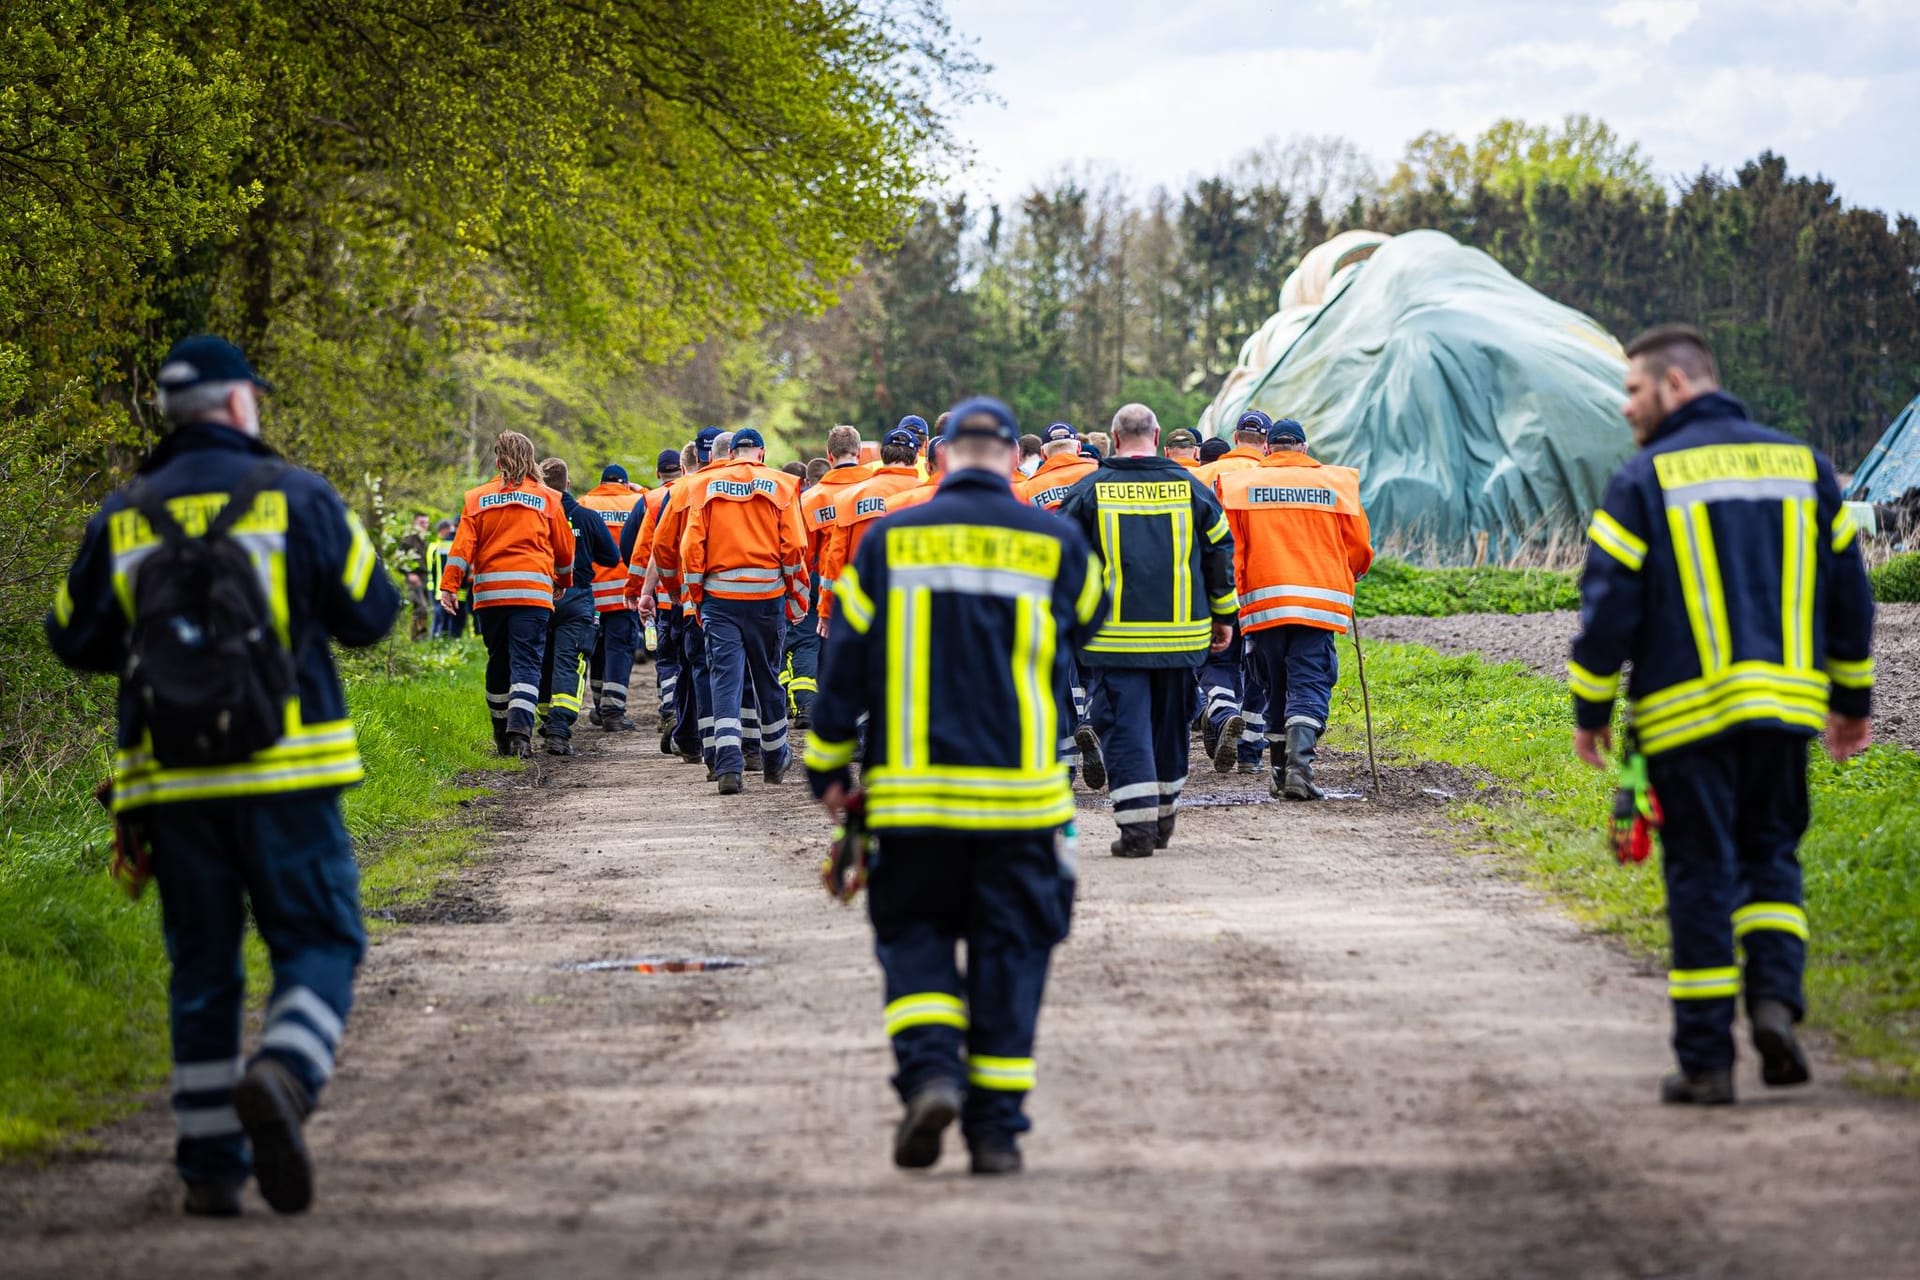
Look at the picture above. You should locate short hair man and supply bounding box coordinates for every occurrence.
[535,457,620,754]
[1571,323,1874,1105]
[1164,428,1202,470]
[1018,433,1043,477]
[1085,431,1111,458]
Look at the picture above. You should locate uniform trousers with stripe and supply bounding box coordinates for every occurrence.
[779,574,821,720]
[1646,730,1811,1075]
[477,605,550,741]
[1086,666,1195,831]
[1244,625,1338,741]
[148,795,365,1186]
[588,608,639,719]
[538,590,598,741]
[653,612,684,733]
[1197,627,1269,766]
[870,832,1074,1144]
[676,610,711,760]
[699,596,790,779]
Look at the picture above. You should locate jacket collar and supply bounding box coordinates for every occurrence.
[586,482,632,499]
[139,421,275,473]
[1260,450,1318,468]
[819,464,870,484]
[1651,390,1749,445]
[940,469,1020,496]
[1034,452,1089,476]
[1225,444,1265,461]
[1101,453,1179,470]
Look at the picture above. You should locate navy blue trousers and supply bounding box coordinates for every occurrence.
[675,611,708,759]
[1244,625,1339,741]
[1647,731,1811,1074]
[589,608,639,718]
[1197,627,1269,765]
[148,796,365,1186]
[653,613,683,731]
[701,596,790,779]
[539,591,597,740]
[1086,666,1194,831]
[478,605,550,739]
[869,831,1075,1144]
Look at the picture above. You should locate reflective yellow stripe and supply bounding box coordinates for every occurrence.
[1831,507,1857,553]
[1587,510,1647,570]
[1012,596,1041,772]
[885,993,967,1037]
[1826,655,1874,689]
[967,1055,1037,1091]
[1566,661,1620,704]
[342,513,377,601]
[907,587,931,768]
[1669,967,1741,1000]
[1172,508,1192,626]
[804,735,857,770]
[1668,501,1730,674]
[1733,902,1809,942]
[1781,498,1815,671]
[1075,555,1104,625]
[52,580,74,627]
[1205,515,1229,544]
[835,565,875,634]
[1209,589,1238,612]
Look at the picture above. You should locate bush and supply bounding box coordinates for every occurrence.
[1870,551,1920,603]
[1356,557,1580,618]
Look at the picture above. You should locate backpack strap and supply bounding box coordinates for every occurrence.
[126,479,189,548]
[206,461,288,540]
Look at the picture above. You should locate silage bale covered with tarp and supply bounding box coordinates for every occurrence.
[1200,229,1634,555]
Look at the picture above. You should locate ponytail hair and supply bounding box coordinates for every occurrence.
[495,431,538,486]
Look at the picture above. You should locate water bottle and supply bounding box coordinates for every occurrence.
[644,619,658,653]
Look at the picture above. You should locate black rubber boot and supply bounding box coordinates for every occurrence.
[893,1080,961,1170]
[546,737,574,757]
[764,754,789,785]
[658,710,678,755]
[492,727,510,755]
[587,708,604,727]
[717,772,743,795]
[1155,814,1177,850]
[1110,826,1156,859]
[604,714,637,732]
[1660,1068,1736,1106]
[232,1058,315,1214]
[743,747,763,772]
[1074,726,1107,791]
[182,1180,244,1218]
[1212,714,1245,774]
[504,732,531,759]
[1282,725,1323,801]
[1751,1000,1812,1087]
[969,1141,1024,1176]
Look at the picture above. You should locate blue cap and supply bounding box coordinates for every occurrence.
[157,335,271,392]
[1236,409,1273,435]
[600,463,628,484]
[898,414,929,439]
[694,426,723,463]
[732,428,766,451]
[941,397,1020,445]
[1042,421,1077,444]
[883,426,918,448]
[656,449,683,473]
[1267,417,1307,445]
[1079,444,1101,461]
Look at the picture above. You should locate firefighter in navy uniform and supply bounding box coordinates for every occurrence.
[1056,403,1237,858]
[580,464,646,729]
[46,335,401,1217]
[535,458,620,756]
[1569,325,1874,1105]
[806,397,1107,1176]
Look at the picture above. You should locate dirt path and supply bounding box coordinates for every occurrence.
[5,671,1920,1279]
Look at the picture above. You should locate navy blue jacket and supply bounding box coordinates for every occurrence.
[46,422,401,811]
[555,490,620,624]
[805,469,1109,834]
[1054,454,1237,668]
[1570,392,1875,756]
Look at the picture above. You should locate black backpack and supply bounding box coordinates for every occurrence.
[124,461,295,768]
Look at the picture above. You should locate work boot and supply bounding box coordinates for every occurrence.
[1660,1068,1736,1106]
[492,728,510,756]
[793,709,811,732]
[587,708,604,727]
[182,1180,244,1218]
[546,737,574,757]
[658,710,678,754]
[603,714,637,732]
[717,772,743,795]
[764,754,790,785]
[1236,759,1263,776]
[743,746,764,772]
[1212,714,1245,773]
[1075,726,1107,791]
[1282,725,1323,801]
[232,1057,314,1214]
[1155,814,1177,850]
[1110,826,1156,859]
[679,748,704,766]
[969,1141,1023,1177]
[504,732,531,759]
[1751,1000,1812,1087]
[893,1079,961,1170]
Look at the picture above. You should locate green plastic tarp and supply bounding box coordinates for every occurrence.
[1201,229,1634,557]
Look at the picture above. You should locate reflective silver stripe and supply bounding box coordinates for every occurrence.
[508,698,538,716]
[709,566,783,582]
[1157,776,1188,793]
[117,758,363,805]
[474,588,554,605]
[511,683,540,696]
[1244,604,1350,630]
[174,1104,243,1138]
[267,986,344,1045]
[1238,583,1353,608]
[473,570,553,585]
[173,1058,244,1093]
[1108,781,1160,802]
[705,579,786,597]
[1662,477,1817,507]
[892,565,1051,598]
[261,1022,336,1079]
[1284,714,1323,729]
[446,556,468,572]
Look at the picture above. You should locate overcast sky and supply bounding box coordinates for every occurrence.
[941,0,1920,216]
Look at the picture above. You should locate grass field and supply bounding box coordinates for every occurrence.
[1322,641,1920,1090]
[1355,557,1580,617]
[0,636,511,1158]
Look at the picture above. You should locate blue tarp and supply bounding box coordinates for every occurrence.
[1845,394,1920,502]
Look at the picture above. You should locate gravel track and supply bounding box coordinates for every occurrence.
[4,666,1919,1278]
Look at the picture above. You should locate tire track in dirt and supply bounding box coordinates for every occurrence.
[4,668,1919,1279]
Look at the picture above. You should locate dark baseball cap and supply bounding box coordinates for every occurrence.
[883,426,919,448]
[694,426,723,463]
[156,335,271,393]
[898,414,929,439]
[1079,444,1101,461]
[1200,438,1231,463]
[1041,422,1077,444]
[1166,428,1199,449]
[1267,418,1307,446]
[942,397,1020,445]
[732,428,766,451]
[656,449,683,473]
[1236,409,1273,435]
[600,463,628,483]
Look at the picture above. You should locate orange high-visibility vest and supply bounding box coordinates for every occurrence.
[1214,451,1373,636]
[800,463,873,582]
[1195,444,1266,488]
[579,481,646,613]
[441,477,575,610]
[1015,453,1097,510]
[681,462,810,623]
[817,465,922,621]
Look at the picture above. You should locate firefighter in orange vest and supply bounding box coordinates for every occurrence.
[1195,411,1278,775]
[440,432,577,757]
[794,426,871,722]
[681,428,810,793]
[644,429,725,769]
[1015,422,1106,787]
[1214,415,1373,799]
[623,446,693,754]
[1165,428,1204,471]
[580,463,647,729]
[817,426,924,632]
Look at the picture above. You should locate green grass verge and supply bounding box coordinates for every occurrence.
[1869,550,1920,603]
[0,636,511,1158]
[1324,641,1920,1089]
[1356,556,1579,618]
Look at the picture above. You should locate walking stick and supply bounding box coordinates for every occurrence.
[1350,613,1383,795]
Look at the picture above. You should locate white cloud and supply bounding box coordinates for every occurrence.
[1604,0,1700,44]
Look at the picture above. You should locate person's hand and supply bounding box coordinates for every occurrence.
[437,589,458,613]
[638,593,656,620]
[820,779,849,821]
[816,617,830,639]
[1208,620,1234,653]
[1573,725,1612,769]
[1826,713,1872,762]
